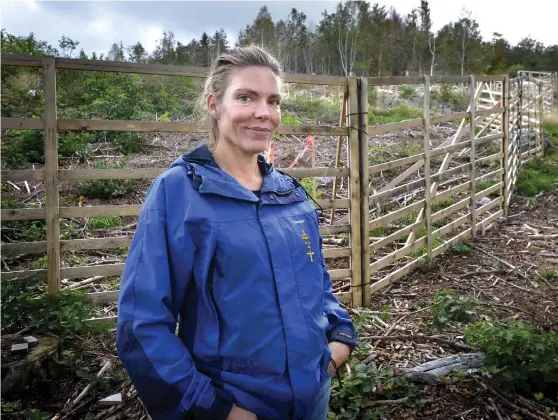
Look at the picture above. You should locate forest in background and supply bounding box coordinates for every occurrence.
[2,0,557,77]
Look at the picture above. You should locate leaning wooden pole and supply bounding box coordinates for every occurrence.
[469,75,477,240]
[422,75,433,260]
[330,87,349,225]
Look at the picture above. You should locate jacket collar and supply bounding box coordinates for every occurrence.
[179,144,303,203]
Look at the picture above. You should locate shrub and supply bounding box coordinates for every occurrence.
[1,129,44,167]
[430,289,478,331]
[58,131,96,161]
[281,114,300,126]
[399,85,416,99]
[452,241,472,254]
[111,132,147,154]
[281,96,339,125]
[328,363,418,419]
[464,320,558,396]
[298,178,321,199]
[88,216,122,230]
[1,282,96,340]
[75,161,136,199]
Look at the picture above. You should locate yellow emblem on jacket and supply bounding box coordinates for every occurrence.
[301,229,314,262]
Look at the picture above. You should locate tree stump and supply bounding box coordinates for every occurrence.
[1,334,60,396]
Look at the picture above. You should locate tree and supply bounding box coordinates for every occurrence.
[128,42,147,63]
[153,31,177,64]
[239,6,277,55]
[59,35,79,58]
[107,42,125,62]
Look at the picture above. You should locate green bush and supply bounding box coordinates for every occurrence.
[111,132,147,154]
[298,178,321,199]
[58,131,96,161]
[399,85,416,99]
[1,129,44,167]
[328,363,418,419]
[88,216,122,230]
[464,320,558,396]
[452,241,472,254]
[281,114,301,126]
[430,289,478,331]
[75,161,136,199]
[1,282,95,340]
[282,96,340,125]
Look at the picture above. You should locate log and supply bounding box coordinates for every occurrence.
[396,352,486,385]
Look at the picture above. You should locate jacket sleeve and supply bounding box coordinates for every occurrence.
[318,233,358,353]
[116,175,233,420]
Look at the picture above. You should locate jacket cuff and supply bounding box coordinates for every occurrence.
[192,387,234,420]
[328,327,358,354]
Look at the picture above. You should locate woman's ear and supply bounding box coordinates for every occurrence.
[207,94,219,120]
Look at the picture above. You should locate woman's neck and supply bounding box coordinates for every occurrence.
[212,142,263,191]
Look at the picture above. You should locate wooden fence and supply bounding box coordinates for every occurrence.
[0,54,551,311]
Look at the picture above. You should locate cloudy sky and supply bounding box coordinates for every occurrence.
[2,0,557,58]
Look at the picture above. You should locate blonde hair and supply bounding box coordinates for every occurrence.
[196,45,283,142]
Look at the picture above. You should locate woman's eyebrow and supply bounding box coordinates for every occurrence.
[233,88,281,99]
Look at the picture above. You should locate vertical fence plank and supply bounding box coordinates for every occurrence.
[469,75,477,239]
[348,77,362,308]
[422,75,432,260]
[502,75,510,217]
[539,83,544,156]
[43,56,61,294]
[358,77,371,308]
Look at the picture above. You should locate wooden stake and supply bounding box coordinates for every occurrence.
[469,75,477,239]
[423,75,432,260]
[348,77,362,308]
[330,87,348,225]
[43,56,61,294]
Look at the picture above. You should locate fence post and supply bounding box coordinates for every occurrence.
[358,77,371,308]
[469,75,477,239]
[502,75,510,217]
[43,56,61,294]
[539,82,544,156]
[422,75,432,260]
[348,76,363,308]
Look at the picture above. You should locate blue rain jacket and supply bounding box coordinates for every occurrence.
[116,144,357,420]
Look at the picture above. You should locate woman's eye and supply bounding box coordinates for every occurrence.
[238,95,251,103]
[269,99,281,106]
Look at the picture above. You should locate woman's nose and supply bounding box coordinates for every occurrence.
[254,100,270,119]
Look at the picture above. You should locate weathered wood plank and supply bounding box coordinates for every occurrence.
[1,169,46,182]
[1,118,44,130]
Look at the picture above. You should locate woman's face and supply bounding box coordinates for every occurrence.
[209,66,281,156]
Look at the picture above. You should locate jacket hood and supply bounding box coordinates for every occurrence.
[168,144,299,200]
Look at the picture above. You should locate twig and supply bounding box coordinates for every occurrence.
[66,276,105,290]
[362,334,474,351]
[472,246,528,279]
[496,277,535,294]
[535,271,556,290]
[488,397,505,420]
[473,376,549,420]
[72,360,112,405]
[370,397,408,405]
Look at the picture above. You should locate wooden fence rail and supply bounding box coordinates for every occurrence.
[0,54,551,308]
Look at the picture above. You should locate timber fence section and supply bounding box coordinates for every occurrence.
[0,54,360,308]
[0,54,550,309]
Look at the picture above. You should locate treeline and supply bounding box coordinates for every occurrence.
[2,0,557,77]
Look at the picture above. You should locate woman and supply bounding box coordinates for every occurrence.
[116,46,357,420]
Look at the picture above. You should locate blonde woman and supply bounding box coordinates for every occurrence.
[116,46,357,420]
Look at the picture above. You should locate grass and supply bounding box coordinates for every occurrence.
[412,239,444,258]
[538,267,558,282]
[369,102,423,126]
[88,216,122,230]
[515,122,558,196]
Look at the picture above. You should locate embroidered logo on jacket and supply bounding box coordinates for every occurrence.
[301,229,314,262]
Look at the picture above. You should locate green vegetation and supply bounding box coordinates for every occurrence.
[298,177,322,199]
[0,282,98,340]
[369,102,423,126]
[88,216,122,230]
[430,289,478,331]
[516,122,558,196]
[399,85,416,99]
[75,161,137,199]
[538,267,558,282]
[464,320,558,396]
[282,96,340,125]
[452,240,472,254]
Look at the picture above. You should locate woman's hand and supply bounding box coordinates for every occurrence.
[227,404,257,420]
[327,341,351,373]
